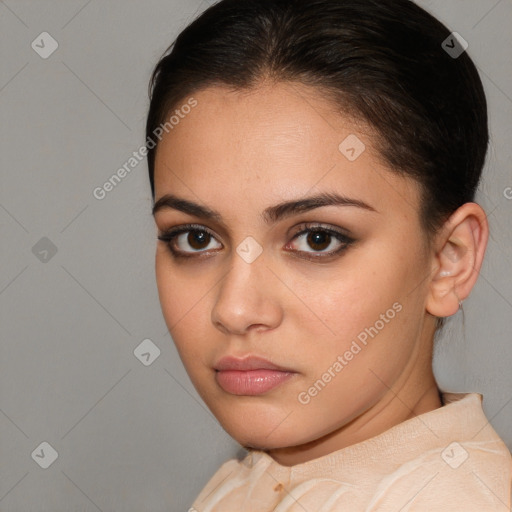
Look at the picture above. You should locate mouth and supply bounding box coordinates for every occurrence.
[214,355,297,395]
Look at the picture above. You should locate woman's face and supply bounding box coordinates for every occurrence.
[153,82,439,464]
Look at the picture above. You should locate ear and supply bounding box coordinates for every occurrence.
[426,202,489,318]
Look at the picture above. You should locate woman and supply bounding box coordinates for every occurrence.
[145,0,512,509]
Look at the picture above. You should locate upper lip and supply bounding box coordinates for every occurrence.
[214,355,294,372]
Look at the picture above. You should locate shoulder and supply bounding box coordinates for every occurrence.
[365,436,512,511]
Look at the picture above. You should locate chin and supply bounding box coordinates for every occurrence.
[231,429,293,451]
[218,413,308,451]
[202,388,313,449]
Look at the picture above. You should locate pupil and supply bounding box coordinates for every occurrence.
[307,231,330,251]
[188,231,209,250]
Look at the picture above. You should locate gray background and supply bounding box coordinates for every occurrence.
[0,1,510,511]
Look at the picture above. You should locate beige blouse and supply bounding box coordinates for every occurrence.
[190,392,512,511]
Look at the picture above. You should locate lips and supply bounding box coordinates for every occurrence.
[214,355,297,395]
[214,355,292,372]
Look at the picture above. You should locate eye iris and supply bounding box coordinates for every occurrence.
[307,231,331,251]
[188,231,210,250]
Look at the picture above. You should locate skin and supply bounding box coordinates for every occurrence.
[152,81,488,466]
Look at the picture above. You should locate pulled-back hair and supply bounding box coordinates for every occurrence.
[146,0,488,237]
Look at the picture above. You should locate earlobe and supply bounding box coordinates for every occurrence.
[425,203,489,318]
[427,274,461,317]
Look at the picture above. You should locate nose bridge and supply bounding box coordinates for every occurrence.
[211,245,281,333]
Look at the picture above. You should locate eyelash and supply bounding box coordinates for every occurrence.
[157,222,355,261]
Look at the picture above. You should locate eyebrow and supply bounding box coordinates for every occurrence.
[152,192,377,225]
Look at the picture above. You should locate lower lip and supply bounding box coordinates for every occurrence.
[215,369,295,395]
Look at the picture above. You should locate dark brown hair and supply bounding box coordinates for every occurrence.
[146,0,488,237]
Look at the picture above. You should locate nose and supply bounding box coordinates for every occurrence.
[211,251,283,336]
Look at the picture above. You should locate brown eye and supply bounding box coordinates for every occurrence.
[187,231,211,250]
[306,231,331,251]
[286,224,355,259]
[157,224,222,256]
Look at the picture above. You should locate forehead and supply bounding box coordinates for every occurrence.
[153,82,422,223]
[156,82,361,170]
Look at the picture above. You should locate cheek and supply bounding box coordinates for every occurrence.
[155,254,212,348]
[283,261,388,345]
[155,250,207,317]
[155,254,226,385]
[155,255,182,326]
[292,249,422,372]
